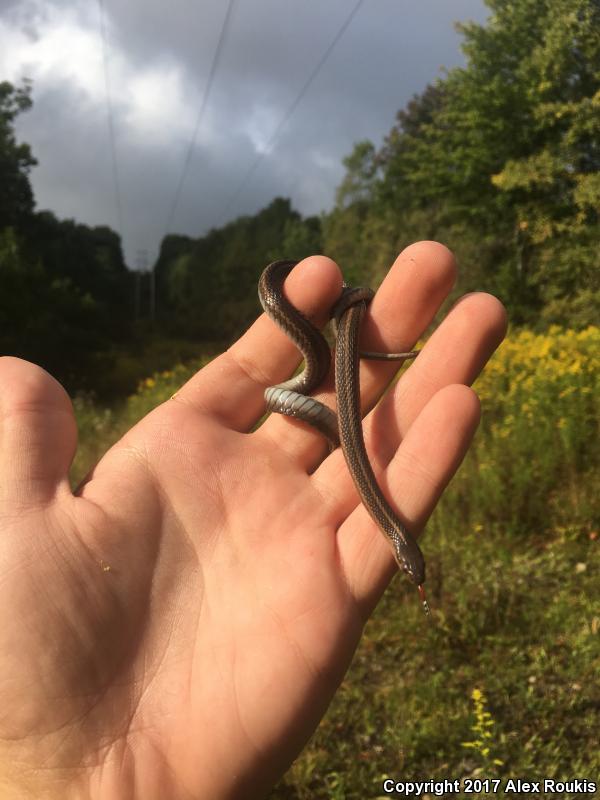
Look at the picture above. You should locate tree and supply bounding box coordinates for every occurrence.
[0,80,37,229]
[0,227,108,393]
[272,215,322,262]
[334,140,378,210]
[376,82,447,213]
[325,0,600,325]
[488,0,600,316]
[156,198,303,341]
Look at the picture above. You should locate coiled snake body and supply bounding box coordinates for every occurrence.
[259,260,427,605]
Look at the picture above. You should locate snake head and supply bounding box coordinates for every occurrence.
[396,544,425,587]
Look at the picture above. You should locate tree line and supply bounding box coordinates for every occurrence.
[0,80,132,395]
[1,0,598,398]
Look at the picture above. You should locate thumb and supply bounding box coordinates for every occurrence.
[0,357,76,508]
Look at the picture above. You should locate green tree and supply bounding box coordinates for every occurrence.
[266,215,322,263]
[156,198,302,341]
[399,0,598,319]
[0,80,136,396]
[0,80,36,229]
[376,82,447,214]
[334,140,378,210]
[489,0,600,319]
[25,211,130,329]
[0,228,108,393]
[325,0,599,325]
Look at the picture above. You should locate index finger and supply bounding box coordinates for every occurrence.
[170,256,342,431]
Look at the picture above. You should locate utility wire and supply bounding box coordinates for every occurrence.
[163,0,237,237]
[220,0,365,220]
[97,0,124,239]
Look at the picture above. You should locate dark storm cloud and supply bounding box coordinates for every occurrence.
[1,0,489,266]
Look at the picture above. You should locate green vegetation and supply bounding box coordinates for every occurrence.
[269,327,600,797]
[0,80,136,396]
[0,79,36,228]
[322,0,599,328]
[154,197,321,342]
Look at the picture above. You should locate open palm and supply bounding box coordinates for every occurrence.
[0,243,506,799]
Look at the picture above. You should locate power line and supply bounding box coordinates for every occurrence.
[220,0,365,221]
[97,0,124,239]
[163,0,237,238]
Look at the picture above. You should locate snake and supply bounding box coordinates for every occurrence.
[258,259,428,610]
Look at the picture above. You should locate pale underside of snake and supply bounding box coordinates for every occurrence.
[258,259,428,611]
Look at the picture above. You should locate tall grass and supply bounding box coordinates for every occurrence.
[272,327,599,798]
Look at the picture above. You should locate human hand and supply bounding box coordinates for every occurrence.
[0,242,506,799]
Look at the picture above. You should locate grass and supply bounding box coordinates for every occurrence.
[70,327,600,798]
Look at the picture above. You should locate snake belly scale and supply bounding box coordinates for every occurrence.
[258,259,427,601]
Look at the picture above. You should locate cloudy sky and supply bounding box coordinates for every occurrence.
[1,0,489,267]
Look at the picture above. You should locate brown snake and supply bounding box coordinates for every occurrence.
[258,259,428,609]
